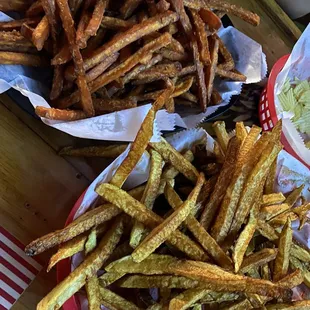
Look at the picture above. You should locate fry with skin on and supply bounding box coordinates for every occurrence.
[50,65,64,100]
[85,227,97,255]
[291,243,310,263]
[86,276,101,310]
[93,98,137,114]
[99,272,126,287]
[266,300,310,309]
[149,137,200,184]
[0,17,41,31]
[170,289,210,310]
[35,107,87,121]
[211,88,222,106]
[165,184,232,269]
[32,15,50,51]
[131,173,205,262]
[130,150,163,248]
[290,256,310,288]
[212,121,229,153]
[96,184,206,261]
[0,51,47,66]
[217,35,234,71]
[120,0,143,19]
[235,122,248,144]
[100,16,136,30]
[199,7,222,31]
[260,203,290,221]
[264,158,277,194]
[273,217,292,282]
[110,86,173,188]
[37,216,124,310]
[169,0,192,36]
[216,68,247,82]
[262,193,286,205]
[285,184,305,206]
[58,33,173,108]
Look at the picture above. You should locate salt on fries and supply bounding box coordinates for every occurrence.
[26,113,310,309]
[0,0,259,120]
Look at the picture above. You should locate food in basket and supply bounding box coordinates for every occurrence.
[0,0,260,120]
[25,109,310,309]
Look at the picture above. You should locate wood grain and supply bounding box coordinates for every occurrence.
[227,0,301,69]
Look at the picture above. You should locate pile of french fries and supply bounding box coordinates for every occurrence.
[25,88,310,309]
[0,0,260,121]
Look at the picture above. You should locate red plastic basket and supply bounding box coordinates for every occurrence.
[259,54,310,169]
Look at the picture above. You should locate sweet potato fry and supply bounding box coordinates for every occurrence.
[51,41,71,66]
[32,15,50,51]
[56,0,95,116]
[96,184,206,261]
[109,86,173,188]
[86,276,101,310]
[26,1,44,17]
[273,217,292,281]
[0,17,41,31]
[130,150,163,248]
[37,216,124,310]
[58,33,173,108]
[76,10,92,49]
[149,137,200,183]
[205,35,219,102]
[0,51,48,66]
[100,16,135,30]
[169,0,192,36]
[190,8,210,65]
[216,68,247,82]
[120,0,143,19]
[132,173,205,262]
[235,122,248,144]
[35,106,87,121]
[65,11,178,79]
[199,8,221,31]
[93,98,137,113]
[0,30,37,53]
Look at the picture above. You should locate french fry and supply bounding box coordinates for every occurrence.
[210,88,222,106]
[99,272,126,287]
[206,35,219,102]
[216,68,247,82]
[37,216,124,310]
[59,144,128,158]
[164,184,232,269]
[285,184,305,206]
[86,276,101,310]
[291,243,310,263]
[110,86,173,188]
[130,150,163,248]
[190,8,210,65]
[93,98,137,114]
[100,287,140,310]
[0,30,37,53]
[266,300,310,309]
[235,122,248,144]
[169,0,192,36]
[85,227,97,255]
[290,256,310,288]
[169,289,209,310]
[120,0,143,19]
[157,0,170,13]
[217,35,234,71]
[50,65,64,100]
[273,217,292,282]
[221,299,253,310]
[32,15,50,51]
[213,121,229,153]
[96,184,206,261]
[131,173,205,262]
[264,158,277,194]
[260,203,290,221]
[262,193,286,205]
[56,0,95,117]
[199,8,221,31]
[26,1,44,17]
[35,106,87,121]
[0,17,41,31]
[51,42,71,65]
[268,212,298,227]
[100,16,136,30]
[200,137,240,230]
[58,33,173,108]
[0,51,47,66]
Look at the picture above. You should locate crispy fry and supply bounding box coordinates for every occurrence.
[213,121,229,153]
[291,243,310,263]
[110,86,173,188]
[273,217,292,281]
[65,11,178,79]
[268,212,298,227]
[100,287,140,310]
[26,1,44,17]
[35,106,87,121]
[165,184,232,269]
[216,68,247,81]
[285,185,305,206]
[160,48,188,61]
[199,8,221,31]
[106,255,290,298]
[0,51,47,66]
[180,91,198,103]
[37,216,124,310]
[86,276,101,310]
[290,256,310,288]
[58,33,173,108]
[85,227,97,255]
[260,203,290,221]
[51,42,71,65]
[264,158,277,194]
[150,137,200,183]
[93,98,137,114]
[132,174,205,262]
[99,272,125,287]
[200,137,240,230]
[0,17,41,31]
[50,65,64,100]
[56,0,94,117]
[130,150,163,248]
[32,15,50,51]
[262,193,286,205]
[240,249,278,274]
[100,16,135,30]
[0,30,37,53]
[190,8,210,65]
[120,0,143,19]
[96,184,206,261]
[170,289,210,310]
[235,122,248,144]
[210,89,222,106]
[205,35,219,102]
[217,35,234,71]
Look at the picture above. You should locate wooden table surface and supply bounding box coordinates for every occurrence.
[0,1,302,309]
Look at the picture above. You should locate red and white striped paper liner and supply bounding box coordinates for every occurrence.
[0,226,43,309]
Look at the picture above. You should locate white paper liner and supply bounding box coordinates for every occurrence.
[66,128,309,309]
[274,24,310,166]
[0,11,266,138]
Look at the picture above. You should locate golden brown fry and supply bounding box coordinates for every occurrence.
[56,0,95,117]
[260,203,290,221]
[169,0,192,36]
[26,1,44,17]
[285,185,305,206]
[262,193,286,205]
[0,51,47,66]
[205,35,219,103]
[51,42,71,66]
[50,65,64,100]
[76,10,92,49]
[200,137,240,230]
[110,86,173,188]
[199,7,221,31]
[257,219,280,241]
[32,15,50,51]
[291,243,310,263]
[210,88,222,106]
[35,106,87,121]
[130,150,163,248]
[106,255,290,298]
[264,158,277,194]
[165,184,232,269]
[0,17,41,31]
[96,184,206,261]
[170,289,209,310]
[217,35,234,71]
[268,212,298,227]
[132,173,205,262]
[240,248,278,274]
[190,8,210,65]
[100,287,140,310]
[100,16,135,30]
[165,97,175,113]
[213,121,229,153]
[180,91,198,103]
[235,122,248,144]
[290,256,310,288]
[58,33,173,108]
[159,48,188,61]
[216,68,247,82]
[85,227,97,255]
[150,137,200,183]
[60,144,128,158]
[37,216,124,310]
[93,98,137,114]
[273,217,292,281]
[86,276,101,310]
